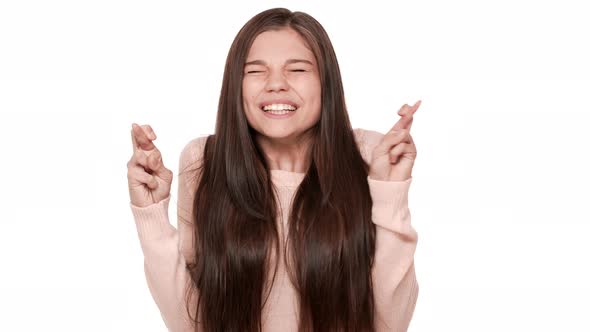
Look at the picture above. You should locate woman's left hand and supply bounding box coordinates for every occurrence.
[368,100,421,182]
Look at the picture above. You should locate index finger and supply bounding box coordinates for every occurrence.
[131,126,138,153]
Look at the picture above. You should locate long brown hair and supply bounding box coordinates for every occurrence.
[181,8,376,332]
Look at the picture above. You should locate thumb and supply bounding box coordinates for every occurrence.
[149,155,173,182]
[147,175,159,189]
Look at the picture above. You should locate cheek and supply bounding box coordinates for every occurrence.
[242,80,263,106]
[241,85,254,107]
[303,80,322,109]
[243,98,258,121]
[293,77,321,99]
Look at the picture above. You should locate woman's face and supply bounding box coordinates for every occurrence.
[242,28,321,143]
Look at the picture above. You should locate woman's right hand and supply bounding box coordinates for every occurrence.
[127,123,174,208]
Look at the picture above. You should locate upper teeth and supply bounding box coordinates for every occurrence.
[263,103,297,111]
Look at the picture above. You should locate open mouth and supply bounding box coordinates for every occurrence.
[260,104,299,115]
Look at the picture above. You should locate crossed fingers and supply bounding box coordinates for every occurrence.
[131,123,157,153]
[390,100,421,134]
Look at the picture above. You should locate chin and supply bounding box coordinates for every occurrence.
[261,128,295,139]
[251,125,295,140]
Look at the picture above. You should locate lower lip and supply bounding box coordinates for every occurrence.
[262,109,297,119]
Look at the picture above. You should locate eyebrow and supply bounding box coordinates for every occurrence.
[244,59,314,66]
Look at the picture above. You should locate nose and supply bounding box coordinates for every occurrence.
[264,69,289,92]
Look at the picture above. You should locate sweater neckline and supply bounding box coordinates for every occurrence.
[270,169,306,187]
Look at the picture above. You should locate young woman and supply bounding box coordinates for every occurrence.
[127,7,421,332]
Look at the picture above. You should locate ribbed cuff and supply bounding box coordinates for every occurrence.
[405,269,419,326]
[367,176,416,239]
[129,195,174,240]
[367,176,412,203]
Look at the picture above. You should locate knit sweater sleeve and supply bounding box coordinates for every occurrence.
[353,128,419,332]
[129,136,208,332]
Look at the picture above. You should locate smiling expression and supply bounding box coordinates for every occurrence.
[242,28,322,143]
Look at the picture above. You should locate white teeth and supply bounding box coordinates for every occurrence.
[262,103,297,111]
[267,109,290,115]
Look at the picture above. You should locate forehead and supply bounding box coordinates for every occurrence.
[246,28,315,62]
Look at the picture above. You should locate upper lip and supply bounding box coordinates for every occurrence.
[259,99,299,109]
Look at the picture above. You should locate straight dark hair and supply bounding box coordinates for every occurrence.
[181,8,376,332]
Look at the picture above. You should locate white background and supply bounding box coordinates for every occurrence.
[1,0,589,331]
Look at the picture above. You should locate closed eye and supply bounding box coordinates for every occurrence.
[247,71,263,73]
[290,69,306,72]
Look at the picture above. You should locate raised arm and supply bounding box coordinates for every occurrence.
[129,136,208,332]
[354,128,419,332]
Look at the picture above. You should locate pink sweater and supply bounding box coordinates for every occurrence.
[129,128,418,332]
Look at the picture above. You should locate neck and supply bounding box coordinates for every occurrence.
[255,131,313,173]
